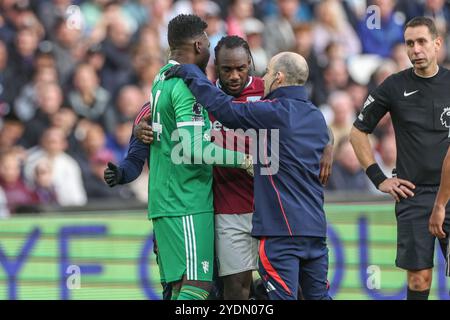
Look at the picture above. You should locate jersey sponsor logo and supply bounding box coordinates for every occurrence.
[202,261,209,274]
[440,107,450,137]
[362,95,374,110]
[403,89,419,97]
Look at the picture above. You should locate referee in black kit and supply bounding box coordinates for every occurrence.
[350,17,450,300]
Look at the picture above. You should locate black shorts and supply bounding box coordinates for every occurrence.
[395,185,450,273]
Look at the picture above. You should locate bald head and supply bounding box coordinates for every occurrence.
[263,52,309,95]
[272,52,309,85]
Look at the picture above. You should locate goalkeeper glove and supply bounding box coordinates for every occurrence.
[104,162,123,187]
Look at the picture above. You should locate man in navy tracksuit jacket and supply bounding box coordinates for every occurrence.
[168,52,331,300]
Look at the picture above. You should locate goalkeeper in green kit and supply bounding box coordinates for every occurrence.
[147,14,251,300]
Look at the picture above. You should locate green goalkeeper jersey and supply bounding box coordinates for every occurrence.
[148,61,243,219]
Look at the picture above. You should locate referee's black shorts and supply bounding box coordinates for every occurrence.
[395,185,450,274]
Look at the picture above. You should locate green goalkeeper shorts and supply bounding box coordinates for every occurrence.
[153,212,214,283]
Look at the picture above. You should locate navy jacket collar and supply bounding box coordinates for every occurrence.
[264,86,308,101]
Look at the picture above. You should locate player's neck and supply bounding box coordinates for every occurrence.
[414,64,439,78]
[169,51,194,65]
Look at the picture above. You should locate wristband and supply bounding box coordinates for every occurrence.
[366,163,387,188]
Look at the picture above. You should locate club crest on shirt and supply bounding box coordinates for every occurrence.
[441,107,450,137]
[202,261,209,274]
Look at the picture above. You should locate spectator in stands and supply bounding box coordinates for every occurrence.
[106,119,132,164]
[51,18,84,86]
[227,0,254,38]
[85,43,106,80]
[242,18,268,76]
[391,43,412,71]
[378,133,397,178]
[33,41,57,70]
[32,158,58,205]
[327,138,372,192]
[0,1,20,44]
[0,150,38,213]
[328,91,355,146]
[312,0,361,59]
[72,122,109,178]
[103,85,144,134]
[21,81,63,148]
[205,1,226,61]
[346,80,368,115]
[5,27,41,103]
[421,0,450,33]
[0,39,12,105]
[147,0,173,52]
[313,58,350,107]
[293,22,322,101]
[24,127,87,206]
[14,65,59,122]
[100,12,134,93]
[358,0,405,57]
[132,56,162,94]
[50,107,81,156]
[84,148,135,201]
[263,0,300,56]
[0,114,25,155]
[67,63,110,125]
[37,0,72,36]
[172,0,212,19]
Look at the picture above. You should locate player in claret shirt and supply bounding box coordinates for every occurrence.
[108,35,333,300]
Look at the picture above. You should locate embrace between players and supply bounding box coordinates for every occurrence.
[104,14,450,300]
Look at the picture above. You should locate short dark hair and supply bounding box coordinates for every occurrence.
[214,35,254,67]
[168,14,208,49]
[404,16,439,38]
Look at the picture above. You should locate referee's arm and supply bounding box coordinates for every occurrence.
[349,126,415,202]
[349,126,376,170]
[429,146,450,238]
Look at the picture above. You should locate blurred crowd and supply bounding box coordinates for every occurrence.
[0,0,449,216]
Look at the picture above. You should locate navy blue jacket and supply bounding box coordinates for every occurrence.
[176,64,329,237]
[117,127,149,184]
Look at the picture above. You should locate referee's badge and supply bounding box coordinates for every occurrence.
[440,107,450,137]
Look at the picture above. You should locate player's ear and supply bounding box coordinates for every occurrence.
[194,40,201,54]
[435,36,443,52]
[276,71,284,84]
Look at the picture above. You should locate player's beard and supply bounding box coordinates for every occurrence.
[221,80,246,97]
